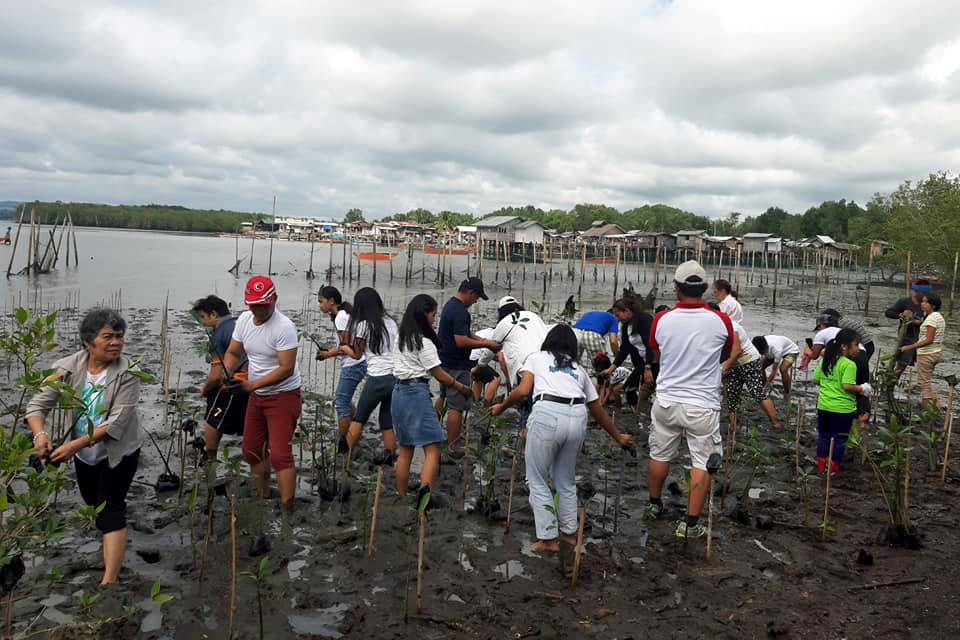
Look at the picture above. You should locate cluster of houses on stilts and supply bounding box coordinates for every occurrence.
[238,215,891,273]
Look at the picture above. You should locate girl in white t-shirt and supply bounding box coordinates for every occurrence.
[492,325,632,553]
[392,294,473,501]
[317,286,368,447]
[714,279,744,324]
[339,287,398,465]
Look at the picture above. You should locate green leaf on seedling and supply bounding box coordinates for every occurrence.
[15,308,28,325]
[417,491,431,514]
[150,580,174,604]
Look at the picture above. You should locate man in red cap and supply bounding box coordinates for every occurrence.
[223,275,302,511]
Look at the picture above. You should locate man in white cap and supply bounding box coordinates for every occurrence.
[479,296,548,390]
[646,260,739,539]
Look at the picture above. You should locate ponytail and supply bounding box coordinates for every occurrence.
[822,328,858,376]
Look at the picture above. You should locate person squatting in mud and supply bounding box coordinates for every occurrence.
[491,324,632,552]
[223,276,302,511]
[193,295,249,462]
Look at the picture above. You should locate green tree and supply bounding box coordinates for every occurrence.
[344,208,365,223]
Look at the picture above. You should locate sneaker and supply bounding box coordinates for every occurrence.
[645,502,663,521]
[674,520,707,539]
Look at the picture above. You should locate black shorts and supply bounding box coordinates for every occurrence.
[75,449,140,533]
[205,389,250,436]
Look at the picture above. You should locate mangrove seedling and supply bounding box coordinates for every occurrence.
[241,556,269,640]
[149,580,174,605]
[76,590,100,612]
[796,466,815,527]
[847,418,918,546]
[739,427,771,510]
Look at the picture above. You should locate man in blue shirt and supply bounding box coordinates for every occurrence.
[193,295,249,461]
[573,310,620,365]
[437,277,500,454]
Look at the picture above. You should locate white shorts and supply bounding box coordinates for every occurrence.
[649,398,721,470]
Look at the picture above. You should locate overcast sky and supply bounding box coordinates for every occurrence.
[2,1,959,220]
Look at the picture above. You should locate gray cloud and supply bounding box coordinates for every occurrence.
[1,1,959,219]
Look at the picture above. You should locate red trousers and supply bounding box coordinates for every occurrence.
[242,388,302,471]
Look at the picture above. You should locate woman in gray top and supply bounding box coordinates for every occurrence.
[25,308,143,585]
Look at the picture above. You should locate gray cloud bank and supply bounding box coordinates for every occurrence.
[2,1,959,218]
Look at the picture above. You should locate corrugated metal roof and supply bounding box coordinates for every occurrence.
[743,232,773,238]
[515,220,544,229]
[475,215,520,228]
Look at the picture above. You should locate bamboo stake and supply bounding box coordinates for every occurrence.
[941,392,955,485]
[612,243,620,304]
[416,511,426,613]
[821,437,835,542]
[864,248,874,318]
[228,493,237,639]
[577,243,586,302]
[367,466,383,557]
[5,206,25,277]
[795,399,803,476]
[460,415,471,506]
[570,505,586,588]
[504,453,518,533]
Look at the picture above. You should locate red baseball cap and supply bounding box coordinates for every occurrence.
[244,275,277,305]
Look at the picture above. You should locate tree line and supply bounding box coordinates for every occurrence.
[8,171,959,272]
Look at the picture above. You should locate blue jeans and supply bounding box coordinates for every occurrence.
[524,400,587,539]
[335,362,367,419]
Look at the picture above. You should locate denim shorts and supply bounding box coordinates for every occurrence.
[335,361,367,419]
[392,381,445,446]
[354,374,396,431]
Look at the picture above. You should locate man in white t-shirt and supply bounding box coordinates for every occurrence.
[223,276,302,512]
[647,260,737,539]
[754,335,800,397]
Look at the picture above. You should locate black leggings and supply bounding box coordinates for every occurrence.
[853,342,875,416]
[75,449,140,533]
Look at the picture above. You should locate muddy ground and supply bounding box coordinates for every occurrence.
[2,268,959,639]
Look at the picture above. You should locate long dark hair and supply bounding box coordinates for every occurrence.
[319,286,352,317]
[715,279,738,299]
[347,287,390,354]
[399,294,439,352]
[822,328,858,376]
[541,324,578,370]
[613,297,649,342]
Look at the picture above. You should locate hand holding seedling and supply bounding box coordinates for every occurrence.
[49,438,86,463]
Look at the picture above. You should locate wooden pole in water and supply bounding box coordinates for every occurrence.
[864,248,874,317]
[5,206,25,277]
[577,243,586,302]
[26,208,35,274]
[248,233,255,272]
[372,238,377,286]
[904,251,911,296]
[821,437,834,541]
[612,242,620,304]
[734,245,741,291]
[949,251,959,316]
[772,251,780,308]
[642,248,647,283]
[421,234,426,283]
[795,399,803,476]
[651,243,661,288]
[64,215,72,269]
[307,233,316,279]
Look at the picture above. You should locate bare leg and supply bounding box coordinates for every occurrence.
[648,459,669,499]
[446,409,463,447]
[203,424,222,462]
[381,428,396,453]
[484,378,500,404]
[345,420,363,451]
[396,446,414,495]
[760,399,782,428]
[687,468,711,517]
[101,528,127,585]
[420,444,440,491]
[780,364,793,397]
[276,467,295,504]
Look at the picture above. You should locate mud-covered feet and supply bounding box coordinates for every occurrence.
[531,539,560,553]
[558,532,578,546]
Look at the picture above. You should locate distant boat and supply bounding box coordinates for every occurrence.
[354,251,399,261]
[911,274,947,287]
[424,245,474,256]
[587,257,618,265]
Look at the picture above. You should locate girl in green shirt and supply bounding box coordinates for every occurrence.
[813,329,871,474]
